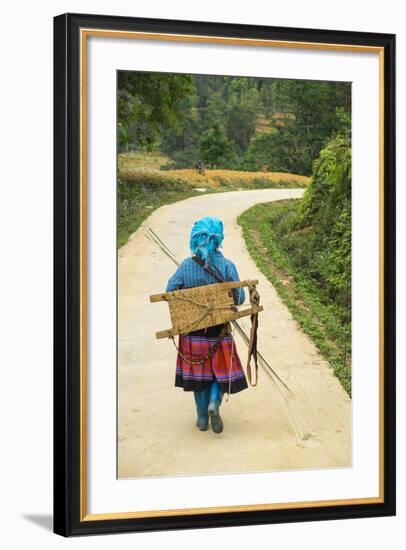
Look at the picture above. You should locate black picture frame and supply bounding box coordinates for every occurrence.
[53,12,396,537]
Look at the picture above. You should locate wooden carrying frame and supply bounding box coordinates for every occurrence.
[150,280,263,339]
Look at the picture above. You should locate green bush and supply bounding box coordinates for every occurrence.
[295,133,351,313]
[240,127,313,175]
[238,130,352,393]
[198,123,238,168]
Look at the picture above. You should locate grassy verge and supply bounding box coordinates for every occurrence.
[238,200,351,395]
[118,153,310,248]
[118,178,198,248]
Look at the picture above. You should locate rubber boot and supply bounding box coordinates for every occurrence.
[194,388,210,431]
[208,380,224,433]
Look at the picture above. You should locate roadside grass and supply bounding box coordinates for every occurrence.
[118,153,310,248]
[238,200,351,395]
[118,179,198,249]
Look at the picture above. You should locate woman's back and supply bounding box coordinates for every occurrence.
[166,250,245,305]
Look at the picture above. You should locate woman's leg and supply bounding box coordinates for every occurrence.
[208,380,224,433]
[193,388,210,431]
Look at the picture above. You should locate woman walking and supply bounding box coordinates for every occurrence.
[166,216,248,434]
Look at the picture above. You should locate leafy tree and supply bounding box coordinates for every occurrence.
[198,124,236,167]
[117,72,194,151]
[241,128,308,173]
[226,83,260,151]
[243,80,352,175]
[162,75,262,167]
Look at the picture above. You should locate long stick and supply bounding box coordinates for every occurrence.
[233,321,293,395]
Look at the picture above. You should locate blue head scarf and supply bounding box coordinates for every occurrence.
[190,216,224,265]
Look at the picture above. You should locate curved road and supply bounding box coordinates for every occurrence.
[118,189,351,478]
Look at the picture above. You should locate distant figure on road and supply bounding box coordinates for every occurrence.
[194,160,206,176]
[166,217,248,434]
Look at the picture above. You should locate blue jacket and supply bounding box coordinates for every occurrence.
[166,250,245,305]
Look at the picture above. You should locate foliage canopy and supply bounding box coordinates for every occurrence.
[118,72,351,176]
[117,72,194,152]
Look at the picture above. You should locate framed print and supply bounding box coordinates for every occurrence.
[53,13,396,536]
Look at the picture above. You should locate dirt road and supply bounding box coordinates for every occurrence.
[118,189,351,478]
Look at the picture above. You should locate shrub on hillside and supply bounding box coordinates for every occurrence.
[296,133,351,311]
[260,129,351,322]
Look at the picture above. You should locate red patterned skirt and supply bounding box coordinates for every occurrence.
[175,333,248,393]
